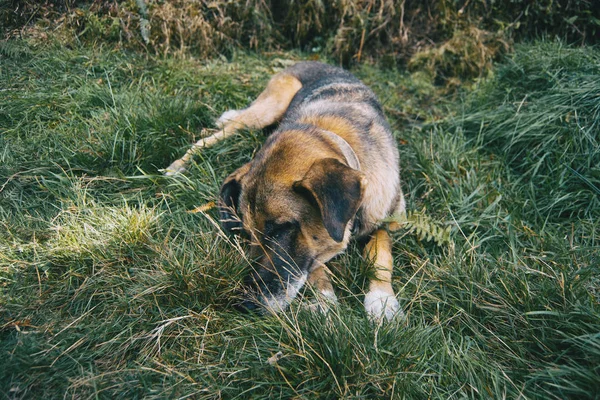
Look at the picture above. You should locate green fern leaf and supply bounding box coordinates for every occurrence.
[383,208,452,246]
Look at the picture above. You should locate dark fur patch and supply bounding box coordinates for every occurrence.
[294,158,365,242]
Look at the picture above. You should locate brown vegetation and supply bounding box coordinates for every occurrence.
[1,0,598,80]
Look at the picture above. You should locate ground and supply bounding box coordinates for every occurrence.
[0,38,598,399]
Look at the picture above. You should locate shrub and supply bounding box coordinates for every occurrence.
[3,0,598,77]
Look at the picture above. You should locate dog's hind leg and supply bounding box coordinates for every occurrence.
[363,229,403,321]
[163,72,303,175]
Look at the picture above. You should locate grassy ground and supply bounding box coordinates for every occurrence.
[1,37,599,399]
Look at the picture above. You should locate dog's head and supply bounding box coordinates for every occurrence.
[219,142,365,313]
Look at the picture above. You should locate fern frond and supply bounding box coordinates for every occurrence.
[383,209,452,246]
[0,40,32,59]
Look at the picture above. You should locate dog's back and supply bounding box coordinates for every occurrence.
[275,62,402,238]
[282,62,385,127]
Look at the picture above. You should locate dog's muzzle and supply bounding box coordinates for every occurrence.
[236,253,310,314]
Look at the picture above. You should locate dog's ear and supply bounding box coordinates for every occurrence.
[219,163,250,235]
[293,158,365,242]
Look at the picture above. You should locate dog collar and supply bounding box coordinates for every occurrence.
[319,129,361,171]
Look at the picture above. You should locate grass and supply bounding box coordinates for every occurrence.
[1,36,598,399]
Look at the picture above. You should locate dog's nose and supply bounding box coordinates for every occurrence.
[234,298,260,313]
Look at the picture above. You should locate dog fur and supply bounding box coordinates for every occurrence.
[165,62,405,320]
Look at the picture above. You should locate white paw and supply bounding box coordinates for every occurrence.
[364,289,403,321]
[304,290,338,315]
[216,109,242,128]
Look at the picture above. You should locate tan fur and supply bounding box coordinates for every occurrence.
[307,263,338,308]
[364,229,394,289]
[164,72,303,175]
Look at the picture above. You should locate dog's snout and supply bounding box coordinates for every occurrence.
[233,253,310,315]
[234,298,260,313]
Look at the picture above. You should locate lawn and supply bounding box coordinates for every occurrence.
[1,37,598,399]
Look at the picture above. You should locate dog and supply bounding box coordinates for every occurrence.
[164,61,406,321]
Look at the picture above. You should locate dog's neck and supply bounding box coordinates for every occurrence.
[318,129,361,171]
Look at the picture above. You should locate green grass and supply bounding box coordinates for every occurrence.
[1,37,598,399]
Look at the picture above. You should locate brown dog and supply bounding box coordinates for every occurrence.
[164,62,405,320]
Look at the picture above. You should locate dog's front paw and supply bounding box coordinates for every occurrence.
[304,289,338,315]
[364,289,403,322]
[216,110,242,128]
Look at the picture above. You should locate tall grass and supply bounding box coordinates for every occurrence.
[1,38,598,398]
[458,41,600,221]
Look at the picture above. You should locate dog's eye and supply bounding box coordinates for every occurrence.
[264,220,299,240]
